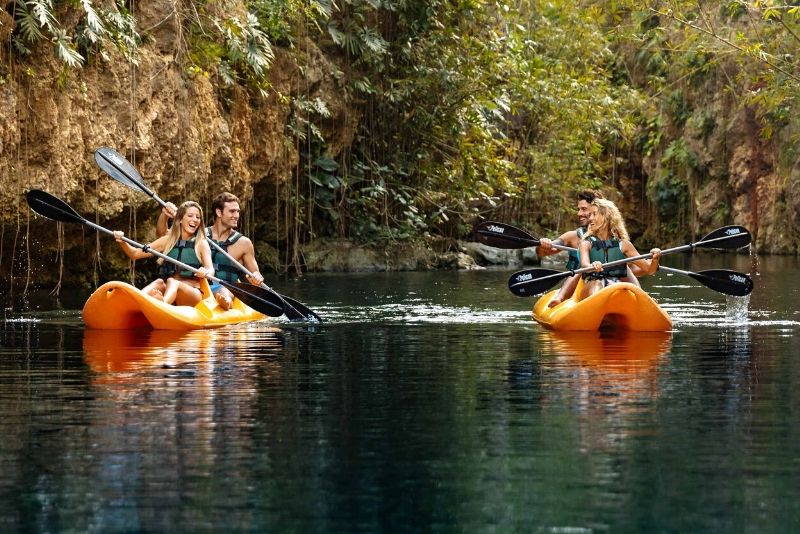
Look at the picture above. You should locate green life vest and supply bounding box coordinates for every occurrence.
[565,227,586,271]
[583,236,628,280]
[206,227,243,283]
[160,238,202,279]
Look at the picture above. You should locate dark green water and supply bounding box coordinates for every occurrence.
[1,254,798,532]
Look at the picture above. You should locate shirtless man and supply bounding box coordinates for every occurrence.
[157,192,264,310]
[535,190,647,307]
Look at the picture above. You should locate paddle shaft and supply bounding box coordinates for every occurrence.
[204,236,313,319]
[82,217,234,286]
[545,243,698,277]
[544,232,745,273]
[474,229,539,247]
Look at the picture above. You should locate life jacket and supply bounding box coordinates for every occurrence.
[565,227,586,271]
[582,235,628,280]
[159,238,202,279]
[206,227,243,283]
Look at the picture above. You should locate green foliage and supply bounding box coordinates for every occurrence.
[600,0,800,243]
[323,0,644,237]
[687,110,716,139]
[721,0,748,21]
[11,0,139,67]
[217,13,274,77]
[650,170,688,223]
[666,90,692,126]
[662,138,698,171]
[639,115,664,156]
[7,0,800,252]
[249,0,333,44]
[188,8,275,93]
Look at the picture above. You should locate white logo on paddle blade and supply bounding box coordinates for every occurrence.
[725,227,741,235]
[516,273,532,282]
[730,274,747,283]
[487,225,504,234]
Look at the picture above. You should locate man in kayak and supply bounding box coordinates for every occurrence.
[157,192,264,310]
[535,190,651,307]
[535,190,601,307]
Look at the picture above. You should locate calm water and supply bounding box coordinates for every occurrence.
[1,254,798,532]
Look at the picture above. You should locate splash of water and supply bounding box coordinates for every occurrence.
[725,294,749,323]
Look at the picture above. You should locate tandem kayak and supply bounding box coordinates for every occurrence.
[82,279,265,330]
[533,278,672,332]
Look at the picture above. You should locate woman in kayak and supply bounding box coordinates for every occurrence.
[579,198,661,300]
[113,201,214,306]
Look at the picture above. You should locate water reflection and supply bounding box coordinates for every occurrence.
[543,331,672,453]
[3,262,800,531]
[83,329,191,373]
[83,327,285,370]
[72,326,288,530]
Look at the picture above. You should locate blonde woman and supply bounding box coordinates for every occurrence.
[113,201,214,306]
[579,198,661,300]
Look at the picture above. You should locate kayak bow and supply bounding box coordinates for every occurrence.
[532,278,672,332]
[82,279,265,330]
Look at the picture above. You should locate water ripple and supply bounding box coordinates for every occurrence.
[300,303,533,325]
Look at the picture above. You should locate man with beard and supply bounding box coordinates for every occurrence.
[157,192,264,310]
[535,190,647,307]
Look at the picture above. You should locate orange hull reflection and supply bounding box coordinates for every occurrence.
[547,330,672,373]
[83,329,207,373]
[541,331,673,452]
[82,326,284,376]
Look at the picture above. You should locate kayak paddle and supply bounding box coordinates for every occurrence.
[94,146,321,322]
[474,221,543,249]
[494,222,753,296]
[657,266,754,297]
[476,220,751,254]
[508,263,753,297]
[26,189,286,318]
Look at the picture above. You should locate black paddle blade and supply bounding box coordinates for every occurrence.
[689,269,754,296]
[223,281,285,317]
[697,225,751,249]
[282,295,323,322]
[26,189,85,225]
[94,147,152,195]
[508,268,570,297]
[474,221,540,249]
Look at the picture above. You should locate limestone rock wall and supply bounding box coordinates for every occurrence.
[0,1,356,289]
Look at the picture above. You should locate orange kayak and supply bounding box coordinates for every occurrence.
[533,278,672,331]
[82,279,265,330]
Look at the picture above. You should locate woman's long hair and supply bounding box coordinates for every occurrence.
[584,198,629,241]
[157,201,207,265]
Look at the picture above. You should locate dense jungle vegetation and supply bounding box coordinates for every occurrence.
[4,0,800,259]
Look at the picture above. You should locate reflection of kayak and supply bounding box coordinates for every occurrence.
[82,329,191,372]
[544,331,672,421]
[82,279,265,330]
[533,278,672,331]
[83,326,283,374]
[548,330,672,370]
